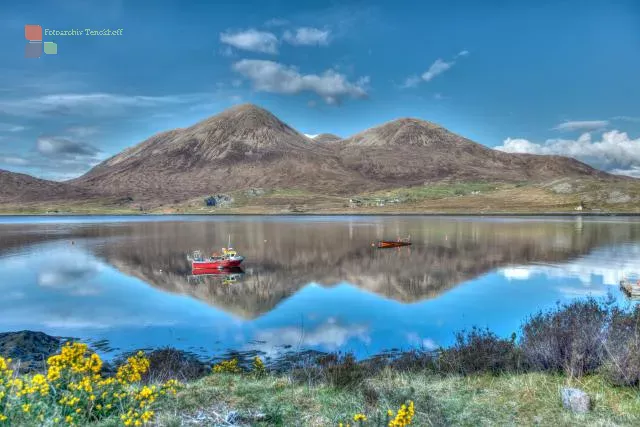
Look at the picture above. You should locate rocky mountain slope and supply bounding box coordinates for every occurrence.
[0,104,628,207]
[333,118,613,186]
[70,104,372,200]
[0,169,94,203]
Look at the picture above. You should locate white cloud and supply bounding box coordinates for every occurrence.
[220,29,279,54]
[501,267,532,281]
[283,27,330,46]
[248,318,370,357]
[422,59,454,82]
[552,120,609,132]
[36,136,100,158]
[401,51,469,88]
[495,130,640,176]
[499,244,640,289]
[0,123,27,132]
[400,75,421,89]
[406,333,439,350]
[65,126,99,137]
[0,93,201,117]
[0,156,29,166]
[304,134,318,139]
[232,59,369,104]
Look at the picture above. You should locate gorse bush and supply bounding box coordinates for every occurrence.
[337,400,415,427]
[438,327,520,375]
[0,342,181,426]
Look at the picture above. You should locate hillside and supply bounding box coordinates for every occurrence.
[334,118,614,185]
[0,169,94,203]
[72,106,619,203]
[70,104,373,201]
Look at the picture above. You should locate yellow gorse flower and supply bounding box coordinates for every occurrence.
[388,400,415,427]
[0,341,181,425]
[212,358,242,373]
[353,413,367,422]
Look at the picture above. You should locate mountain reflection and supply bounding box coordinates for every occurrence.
[50,217,640,318]
[2,217,640,319]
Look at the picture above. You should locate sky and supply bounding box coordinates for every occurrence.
[0,0,639,180]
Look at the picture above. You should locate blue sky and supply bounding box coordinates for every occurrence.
[0,0,639,180]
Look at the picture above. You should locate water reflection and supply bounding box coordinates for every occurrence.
[0,216,639,359]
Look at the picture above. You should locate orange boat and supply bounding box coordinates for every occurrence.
[373,236,411,248]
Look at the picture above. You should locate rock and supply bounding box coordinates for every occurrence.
[0,331,63,372]
[606,191,632,204]
[551,182,573,194]
[561,387,591,413]
[225,410,240,424]
[245,188,265,197]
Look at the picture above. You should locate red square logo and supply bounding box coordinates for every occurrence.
[25,25,42,41]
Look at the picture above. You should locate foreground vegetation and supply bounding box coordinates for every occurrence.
[2,299,640,426]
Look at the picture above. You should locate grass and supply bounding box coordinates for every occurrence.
[149,370,640,426]
[3,178,640,215]
[355,182,505,204]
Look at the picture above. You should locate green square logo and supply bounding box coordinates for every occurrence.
[43,42,57,55]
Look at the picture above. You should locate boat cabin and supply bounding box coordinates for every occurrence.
[222,247,237,256]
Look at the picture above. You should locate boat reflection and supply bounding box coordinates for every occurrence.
[188,267,245,285]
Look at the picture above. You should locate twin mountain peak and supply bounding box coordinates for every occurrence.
[1,103,618,204]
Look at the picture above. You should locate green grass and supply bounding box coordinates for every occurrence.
[151,371,640,426]
[355,182,505,205]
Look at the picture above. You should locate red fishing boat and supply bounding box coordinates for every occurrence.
[189,248,244,269]
[188,236,245,269]
[372,236,412,248]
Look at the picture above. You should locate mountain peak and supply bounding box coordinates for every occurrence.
[341,117,450,147]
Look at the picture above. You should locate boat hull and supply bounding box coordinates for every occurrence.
[192,256,244,269]
[376,241,411,248]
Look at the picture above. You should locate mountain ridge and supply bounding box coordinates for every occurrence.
[0,103,629,207]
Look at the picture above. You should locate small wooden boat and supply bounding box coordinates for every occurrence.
[620,278,640,299]
[373,236,412,249]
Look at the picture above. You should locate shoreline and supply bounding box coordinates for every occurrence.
[1,211,639,217]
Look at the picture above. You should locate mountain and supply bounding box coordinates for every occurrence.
[0,169,93,203]
[3,103,628,209]
[312,133,342,143]
[71,105,617,203]
[71,104,372,201]
[334,118,613,185]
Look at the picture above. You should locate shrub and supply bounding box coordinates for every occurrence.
[602,305,640,386]
[520,299,609,377]
[212,358,243,374]
[142,348,209,383]
[252,356,266,377]
[317,353,367,389]
[437,327,520,375]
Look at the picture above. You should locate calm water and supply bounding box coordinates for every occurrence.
[1,215,639,360]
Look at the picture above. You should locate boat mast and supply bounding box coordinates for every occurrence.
[228,234,231,248]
